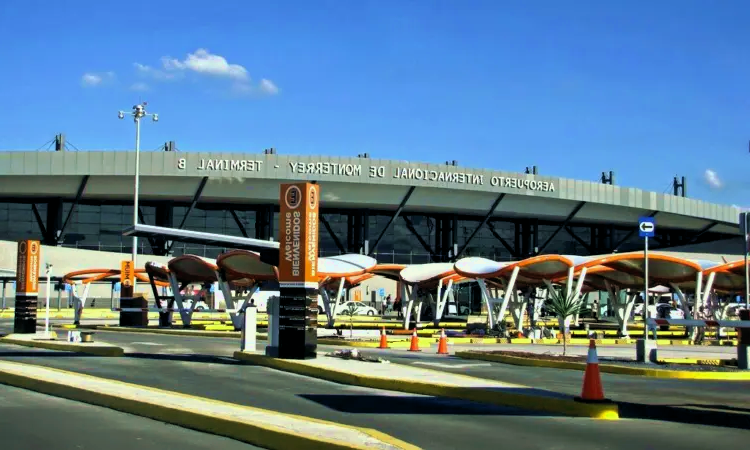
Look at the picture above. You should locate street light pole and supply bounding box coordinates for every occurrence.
[118,103,159,292]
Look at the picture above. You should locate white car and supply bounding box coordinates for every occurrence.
[334,301,379,316]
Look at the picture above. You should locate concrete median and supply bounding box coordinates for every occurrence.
[0,333,124,357]
[234,351,619,420]
[0,360,419,450]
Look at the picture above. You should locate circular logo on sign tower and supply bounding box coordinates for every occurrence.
[309,185,318,210]
[284,185,303,210]
[18,241,27,255]
[30,242,39,255]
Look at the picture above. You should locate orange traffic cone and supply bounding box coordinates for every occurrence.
[408,328,421,352]
[577,339,607,402]
[437,328,449,355]
[379,327,389,349]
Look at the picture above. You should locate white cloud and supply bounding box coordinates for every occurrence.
[81,71,114,87]
[704,169,723,189]
[259,79,279,95]
[130,82,149,91]
[161,49,248,80]
[133,49,280,97]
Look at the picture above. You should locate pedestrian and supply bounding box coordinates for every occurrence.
[383,294,391,315]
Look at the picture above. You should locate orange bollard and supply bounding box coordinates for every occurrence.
[437,328,449,355]
[408,328,421,352]
[379,326,389,349]
[577,339,607,402]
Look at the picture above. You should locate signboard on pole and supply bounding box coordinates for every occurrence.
[14,239,41,334]
[15,240,40,296]
[638,217,655,238]
[276,182,320,359]
[120,260,135,288]
[120,260,135,299]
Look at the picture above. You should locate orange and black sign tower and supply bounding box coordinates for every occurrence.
[277,182,320,359]
[14,240,41,334]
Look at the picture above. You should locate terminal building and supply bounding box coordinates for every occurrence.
[0,144,745,305]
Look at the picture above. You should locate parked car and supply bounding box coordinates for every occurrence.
[334,301,379,316]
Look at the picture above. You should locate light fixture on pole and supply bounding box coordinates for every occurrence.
[118,102,159,291]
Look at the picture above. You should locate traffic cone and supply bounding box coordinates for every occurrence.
[408,328,421,352]
[437,328,449,355]
[379,327,389,349]
[576,339,607,402]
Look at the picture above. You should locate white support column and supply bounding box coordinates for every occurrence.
[435,279,443,317]
[476,279,495,329]
[168,273,193,327]
[615,293,637,337]
[565,267,574,298]
[604,280,617,318]
[701,272,716,308]
[510,289,530,331]
[670,283,692,319]
[695,272,703,312]
[334,277,346,321]
[402,283,415,329]
[571,267,588,326]
[497,266,520,328]
[435,279,453,324]
[320,288,335,327]
[73,282,91,325]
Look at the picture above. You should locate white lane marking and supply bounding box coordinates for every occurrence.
[412,362,492,369]
[130,342,165,346]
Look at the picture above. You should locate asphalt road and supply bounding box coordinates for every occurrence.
[89,327,750,410]
[0,383,261,450]
[1,323,749,448]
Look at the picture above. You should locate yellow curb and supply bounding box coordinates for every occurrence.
[0,360,418,450]
[455,351,750,380]
[0,335,124,357]
[92,325,246,339]
[233,351,619,420]
[317,339,430,349]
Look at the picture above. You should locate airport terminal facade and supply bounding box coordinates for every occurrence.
[0,150,741,266]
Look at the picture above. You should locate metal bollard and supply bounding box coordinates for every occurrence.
[241,306,257,352]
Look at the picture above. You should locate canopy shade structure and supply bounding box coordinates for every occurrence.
[318,254,378,278]
[0,268,15,276]
[168,255,221,284]
[701,259,746,293]
[400,262,456,285]
[369,264,407,281]
[454,255,585,286]
[578,253,719,289]
[217,250,278,282]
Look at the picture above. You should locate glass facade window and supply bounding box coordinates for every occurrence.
[0,200,734,264]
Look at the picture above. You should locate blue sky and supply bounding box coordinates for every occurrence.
[1,0,749,206]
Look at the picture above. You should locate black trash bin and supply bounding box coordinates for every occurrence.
[119,296,148,327]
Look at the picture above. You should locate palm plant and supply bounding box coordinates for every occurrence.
[545,286,589,355]
[340,303,359,338]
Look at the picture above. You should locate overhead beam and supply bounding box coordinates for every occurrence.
[683,221,719,245]
[611,211,658,252]
[31,204,48,241]
[58,175,90,243]
[137,207,160,254]
[565,226,592,254]
[537,201,586,254]
[486,221,517,257]
[454,193,506,260]
[167,176,209,253]
[368,186,416,255]
[229,210,249,238]
[402,215,437,261]
[320,214,346,254]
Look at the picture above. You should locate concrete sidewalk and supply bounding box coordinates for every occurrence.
[234,351,620,420]
[0,359,416,450]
